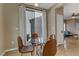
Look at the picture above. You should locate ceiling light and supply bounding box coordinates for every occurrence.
[72,16,75,18]
[34,3,38,7]
[72,13,75,19]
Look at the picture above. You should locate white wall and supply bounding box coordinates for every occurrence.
[0,4,4,55]
[47,7,56,37]
[0,3,18,55]
[3,4,19,50]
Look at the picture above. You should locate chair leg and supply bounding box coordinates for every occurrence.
[31,51,34,56]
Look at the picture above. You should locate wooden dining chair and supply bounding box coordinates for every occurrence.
[17,36,34,56]
[31,32,39,45]
[31,32,38,39]
[31,32,40,55]
[42,34,57,56]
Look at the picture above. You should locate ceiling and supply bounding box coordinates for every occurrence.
[26,3,55,9]
[64,3,79,19]
[26,3,79,19]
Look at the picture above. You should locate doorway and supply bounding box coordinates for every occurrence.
[63,4,79,49]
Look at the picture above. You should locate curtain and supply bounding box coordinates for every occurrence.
[19,6,26,45]
[42,12,47,43]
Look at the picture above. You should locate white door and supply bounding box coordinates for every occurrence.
[56,14,64,45]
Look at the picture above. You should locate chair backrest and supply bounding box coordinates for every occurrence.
[31,32,38,39]
[17,36,24,52]
[43,34,57,56]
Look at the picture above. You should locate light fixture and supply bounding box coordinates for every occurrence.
[72,13,75,18]
[72,16,75,18]
[34,3,38,7]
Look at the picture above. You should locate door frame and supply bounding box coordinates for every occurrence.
[55,5,64,46]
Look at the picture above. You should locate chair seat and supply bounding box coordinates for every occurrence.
[21,45,33,53]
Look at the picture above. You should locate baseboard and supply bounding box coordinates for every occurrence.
[0,48,18,56]
[57,43,64,46]
[0,51,5,56]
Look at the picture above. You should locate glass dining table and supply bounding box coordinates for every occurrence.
[29,37,45,56]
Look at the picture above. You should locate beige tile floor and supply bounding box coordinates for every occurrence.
[4,37,79,56]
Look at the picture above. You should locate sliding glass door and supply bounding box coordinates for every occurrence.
[25,9,35,42]
[35,11,44,43]
[19,6,47,45]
